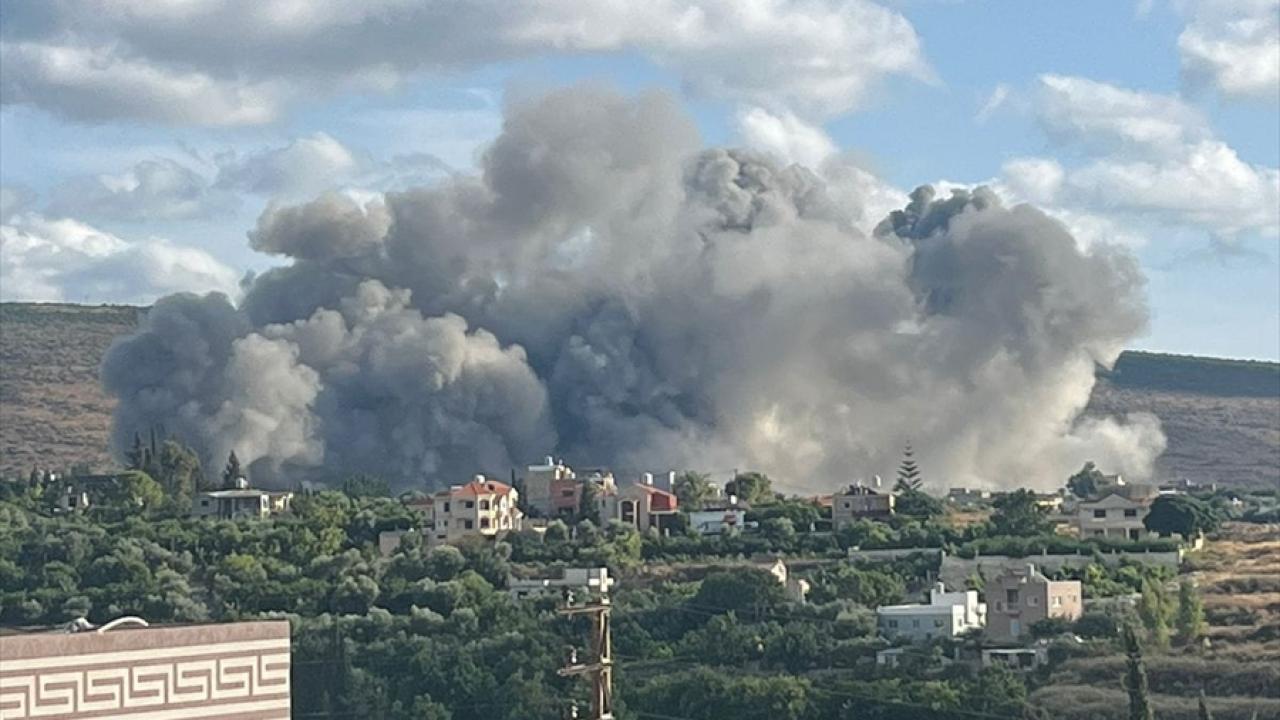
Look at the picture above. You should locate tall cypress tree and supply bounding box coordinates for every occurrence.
[222,450,243,489]
[895,442,923,493]
[1197,690,1214,720]
[1123,625,1155,720]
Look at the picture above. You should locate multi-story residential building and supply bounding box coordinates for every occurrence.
[428,476,522,545]
[876,583,986,643]
[508,567,615,600]
[832,483,895,529]
[985,564,1082,642]
[192,477,293,520]
[599,477,679,532]
[0,619,291,719]
[1075,483,1158,540]
[522,457,617,518]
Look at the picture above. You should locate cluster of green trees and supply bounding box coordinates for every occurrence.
[0,481,1051,720]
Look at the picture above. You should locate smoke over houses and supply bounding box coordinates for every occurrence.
[101,86,1165,492]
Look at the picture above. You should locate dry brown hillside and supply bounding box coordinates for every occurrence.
[0,303,142,477]
[0,302,1277,487]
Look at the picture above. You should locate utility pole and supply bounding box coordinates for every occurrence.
[558,591,613,719]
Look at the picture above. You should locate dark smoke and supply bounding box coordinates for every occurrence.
[102,87,1164,492]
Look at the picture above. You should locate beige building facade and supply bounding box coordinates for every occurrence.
[986,564,1082,643]
[0,620,290,719]
[430,476,522,545]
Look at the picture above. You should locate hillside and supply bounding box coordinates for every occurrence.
[0,302,1277,487]
[1088,352,1280,489]
[0,304,143,478]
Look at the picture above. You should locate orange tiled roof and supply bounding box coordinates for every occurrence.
[448,479,514,498]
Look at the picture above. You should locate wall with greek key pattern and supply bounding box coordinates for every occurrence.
[0,621,290,720]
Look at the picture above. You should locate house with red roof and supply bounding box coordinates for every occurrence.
[428,475,523,546]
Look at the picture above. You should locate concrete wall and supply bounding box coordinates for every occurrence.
[0,620,290,719]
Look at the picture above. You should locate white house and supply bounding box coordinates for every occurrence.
[876,583,986,643]
[687,498,748,535]
[508,567,614,600]
[1076,485,1157,540]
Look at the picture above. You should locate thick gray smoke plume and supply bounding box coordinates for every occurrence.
[102,87,1165,492]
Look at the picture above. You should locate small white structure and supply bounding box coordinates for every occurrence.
[509,567,614,600]
[876,583,986,643]
[687,497,748,535]
[192,478,293,520]
[761,559,811,603]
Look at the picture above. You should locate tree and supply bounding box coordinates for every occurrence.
[341,474,390,498]
[1067,462,1106,498]
[1198,690,1215,720]
[692,568,788,620]
[726,472,773,505]
[1145,495,1219,539]
[895,488,944,518]
[1175,577,1205,645]
[105,471,164,509]
[1123,624,1155,720]
[126,432,147,471]
[578,478,600,522]
[222,451,243,489]
[154,441,203,504]
[894,443,923,493]
[1138,577,1172,648]
[673,471,714,509]
[990,489,1053,537]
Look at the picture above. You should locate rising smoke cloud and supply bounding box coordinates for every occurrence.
[101,86,1165,492]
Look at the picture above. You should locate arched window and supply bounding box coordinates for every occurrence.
[620,500,636,525]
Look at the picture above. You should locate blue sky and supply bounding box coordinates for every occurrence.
[1,0,1277,359]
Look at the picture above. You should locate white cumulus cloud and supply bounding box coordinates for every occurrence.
[0,213,240,303]
[0,0,930,126]
[1177,0,1280,100]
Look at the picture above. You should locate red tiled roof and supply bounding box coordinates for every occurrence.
[635,484,678,511]
[448,479,514,498]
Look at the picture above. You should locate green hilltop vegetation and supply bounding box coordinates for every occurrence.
[1100,351,1280,398]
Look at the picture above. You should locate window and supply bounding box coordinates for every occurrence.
[480,518,490,529]
[621,500,636,524]
[1028,596,1038,606]
[843,502,851,510]
[1124,508,1138,517]
[464,500,475,509]
[1052,596,1062,608]
[1006,589,1020,605]
[912,619,920,629]
[1128,528,1142,541]
[1093,509,1107,519]
[443,502,451,513]
[463,520,474,530]
[441,520,448,527]
[934,619,944,628]
[479,499,490,510]
[887,620,898,629]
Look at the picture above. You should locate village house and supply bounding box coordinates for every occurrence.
[508,567,615,600]
[599,476,680,532]
[985,564,1082,643]
[1075,482,1158,540]
[192,476,293,520]
[832,481,895,529]
[876,582,986,643]
[687,496,749,535]
[521,457,618,519]
[429,476,522,545]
